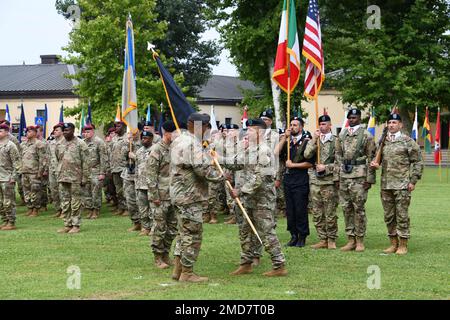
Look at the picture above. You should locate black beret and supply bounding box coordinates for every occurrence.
[319,115,331,123]
[246,118,266,128]
[144,121,153,126]
[259,109,274,119]
[202,113,211,125]
[302,130,313,139]
[141,131,153,138]
[291,116,305,126]
[63,123,75,129]
[347,108,361,118]
[388,113,402,121]
[188,112,205,123]
[162,120,176,133]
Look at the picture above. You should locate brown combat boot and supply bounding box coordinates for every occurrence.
[230,263,253,275]
[224,215,236,225]
[154,254,170,269]
[1,223,17,231]
[127,223,142,232]
[90,209,99,220]
[0,222,8,229]
[139,228,150,236]
[310,240,328,249]
[171,256,182,280]
[396,238,408,255]
[113,208,124,216]
[340,236,356,252]
[68,226,80,234]
[251,257,260,267]
[383,236,399,254]
[86,209,94,219]
[209,213,218,224]
[202,213,211,223]
[25,208,33,216]
[39,206,48,213]
[162,253,173,266]
[54,210,62,218]
[327,239,337,250]
[355,237,365,252]
[121,210,129,217]
[57,227,72,233]
[29,208,39,217]
[179,266,208,283]
[262,265,288,277]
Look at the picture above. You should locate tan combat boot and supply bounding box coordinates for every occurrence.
[162,253,173,266]
[251,257,260,267]
[310,239,328,249]
[383,236,399,254]
[154,254,170,269]
[29,208,39,217]
[355,237,365,252]
[179,266,208,283]
[327,239,337,250]
[224,215,236,225]
[396,238,408,255]
[262,265,288,277]
[171,256,182,280]
[138,228,150,236]
[86,209,94,219]
[57,227,72,233]
[90,209,99,220]
[127,223,141,232]
[209,213,218,224]
[202,213,211,223]
[113,208,124,216]
[230,263,253,275]
[0,222,8,229]
[2,223,17,231]
[121,210,129,217]
[54,210,62,218]
[340,236,356,252]
[68,226,80,234]
[25,208,33,216]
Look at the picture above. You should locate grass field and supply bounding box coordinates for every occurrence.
[0,168,449,300]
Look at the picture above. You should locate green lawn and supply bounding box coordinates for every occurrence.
[1,168,449,300]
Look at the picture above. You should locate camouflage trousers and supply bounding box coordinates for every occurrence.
[59,182,82,228]
[276,183,286,215]
[103,174,116,203]
[136,189,152,230]
[173,202,206,268]
[123,179,140,224]
[22,173,42,209]
[41,175,49,207]
[0,181,16,224]
[235,204,263,260]
[17,174,24,202]
[207,181,228,216]
[310,184,339,240]
[48,170,61,211]
[151,200,177,255]
[83,175,104,210]
[236,205,285,268]
[339,177,368,237]
[381,189,412,239]
[112,173,126,210]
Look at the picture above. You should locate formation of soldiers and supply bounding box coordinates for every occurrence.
[0,107,423,282]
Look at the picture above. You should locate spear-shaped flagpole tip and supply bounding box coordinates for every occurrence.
[147,42,156,54]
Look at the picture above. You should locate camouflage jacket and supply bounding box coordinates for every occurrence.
[135,144,152,190]
[84,135,108,176]
[110,134,128,173]
[55,137,89,184]
[21,139,48,175]
[380,133,423,190]
[8,133,21,154]
[105,140,113,173]
[335,126,376,183]
[48,136,64,172]
[304,134,339,185]
[0,139,21,182]
[147,140,171,201]
[169,131,222,206]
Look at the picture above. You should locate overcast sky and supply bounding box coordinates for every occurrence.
[0,0,238,76]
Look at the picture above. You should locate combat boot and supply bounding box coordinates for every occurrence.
[179,266,208,283]
[396,238,408,255]
[171,256,182,280]
[295,236,306,247]
[57,227,72,233]
[285,233,298,247]
[224,216,236,225]
[1,223,16,231]
[154,254,170,269]
[54,210,62,218]
[209,213,218,224]
[230,263,253,275]
[251,257,260,267]
[29,208,39,217]
[68,226,80,234]
[39,206,48,213]
[327,239,337,250]
[383,236,399,254]
[139,228,150,236]
[0,222,8,229]
[355,237,365,252]
[90,210,99,220]
[340,236,356,251]
[262,265,288,277]
[121,210,129,217]
[86,209,94,219]
[113,208,124,216]
[25,208,33,216]
[311,240,328,249]
[127,223,141,232]
[202,213,211,223]
[162,253,173,266]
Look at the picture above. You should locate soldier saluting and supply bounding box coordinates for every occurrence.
[370,113,423,255]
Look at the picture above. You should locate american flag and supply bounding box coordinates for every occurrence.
[302,0,324,99]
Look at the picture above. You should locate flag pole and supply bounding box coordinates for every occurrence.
[314,70,320,164]
[286,0,291,161]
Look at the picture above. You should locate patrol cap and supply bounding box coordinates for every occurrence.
[162,120,176,133]
[53,122,64,130]
[319,114,331,123]
[259,109,274,120]
[347,108,361,118]
[83,124,95,130]
[291,116,305,126]
[388,113,402,121]
[26,126,38,132]
[0,123,10,131]
[63,123,75,130]
[141,131,153,138]
[246,118,266,128]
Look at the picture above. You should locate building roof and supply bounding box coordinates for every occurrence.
[0,62,77,98]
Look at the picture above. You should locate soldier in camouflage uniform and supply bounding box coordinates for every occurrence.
[336,108,376,252]
[83,124,108,219]
[169,113,222,282]
[132,131,154,236]
[370,113,423,255]
[304,115,339,250]
[148,121,178,269]
[143,121,161,144]
[0,124,21,230]
[37,125,49,211]
[21,126,48,217]
[110,122,128,215]
[48,123,65,218]
[103,128,117,206]
[55,123,89,234]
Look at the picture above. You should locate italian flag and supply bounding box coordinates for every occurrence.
[272,0,301,93]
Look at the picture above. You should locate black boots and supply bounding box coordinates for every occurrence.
[286,234,298,247]
[295,236,306,247]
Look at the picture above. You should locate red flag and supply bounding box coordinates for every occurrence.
[434,108,441,164]
[242,106,248,129]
